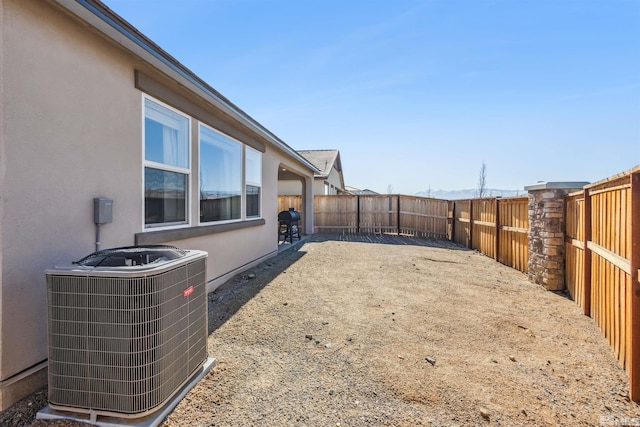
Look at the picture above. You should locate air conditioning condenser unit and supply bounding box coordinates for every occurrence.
[44,245,209,419]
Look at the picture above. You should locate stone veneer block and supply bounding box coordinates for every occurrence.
[525,181,589,291]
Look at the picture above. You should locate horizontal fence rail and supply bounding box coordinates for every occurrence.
[563,167,640,400]
[314,195,358,233]
[399,195,449,239]
[451,197,528,273]
[498,197,529,272]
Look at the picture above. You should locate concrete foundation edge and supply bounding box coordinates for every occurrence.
[36,357,216,427]
[0,363,48,411]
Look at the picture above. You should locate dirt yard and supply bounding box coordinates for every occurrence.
[10,234,640,426]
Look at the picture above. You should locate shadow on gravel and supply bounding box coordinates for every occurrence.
[207,244,308,335]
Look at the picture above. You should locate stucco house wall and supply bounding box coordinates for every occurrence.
[0,0,315,409]
[316,166,344,195]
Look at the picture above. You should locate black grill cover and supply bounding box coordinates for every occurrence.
[278,208,300,222]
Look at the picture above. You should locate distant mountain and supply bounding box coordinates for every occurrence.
[414,188,524,200]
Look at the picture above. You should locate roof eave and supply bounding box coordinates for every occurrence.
[50,0,319,174]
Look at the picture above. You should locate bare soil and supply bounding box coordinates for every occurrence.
[8,234,640,426]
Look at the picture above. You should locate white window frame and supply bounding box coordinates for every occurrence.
[142,95,191,230]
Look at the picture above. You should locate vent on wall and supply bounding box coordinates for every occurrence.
[45,246,208,418]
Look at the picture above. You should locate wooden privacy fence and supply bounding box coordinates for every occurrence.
[312,195,449,238]
[564,166,640,399]
[451,197,529,273]
[277,195,304,232]
[277,195,526,270]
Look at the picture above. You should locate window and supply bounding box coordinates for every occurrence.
[144,98,190,227]
[199,124,242,223]
[245,147,262,218]
[142,95,264,231]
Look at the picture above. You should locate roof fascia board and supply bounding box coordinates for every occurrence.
[50,0,318,174]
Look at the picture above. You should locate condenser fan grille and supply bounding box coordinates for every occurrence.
[46,254,207,416]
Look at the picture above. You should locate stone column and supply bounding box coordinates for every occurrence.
[525,182,588,291]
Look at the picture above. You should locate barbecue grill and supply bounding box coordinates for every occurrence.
[278,208,301,243]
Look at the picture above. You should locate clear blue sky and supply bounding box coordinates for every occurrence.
[103,0,640,194]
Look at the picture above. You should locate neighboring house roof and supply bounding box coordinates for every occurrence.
[52,0,318,175]
[297,149,342,179]
[344,186,379,195]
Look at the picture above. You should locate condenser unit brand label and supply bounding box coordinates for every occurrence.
[183,286,195,297]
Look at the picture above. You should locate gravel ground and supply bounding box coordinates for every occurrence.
[5,234,640,426]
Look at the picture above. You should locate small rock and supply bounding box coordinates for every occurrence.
[322,320,329,325]
[509,355,516,362]
[521,409,527,416]
[315,340,320,344]
[479,407,490,420]
[247,273,256,279]
[425,356,436,366]
[325,343,332,349]
[305,334,313,340]
[283,302,288,306]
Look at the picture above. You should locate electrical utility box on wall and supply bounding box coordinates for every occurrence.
[93,197,113,224]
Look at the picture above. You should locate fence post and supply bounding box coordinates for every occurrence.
[450,201,456,242]
[356,195,360,234]
[629,172,640,401]
[495,198,500,262]
[524,182,589,290]
[397,195,401,236]
[582,188,592,316]
[468,200,473,249]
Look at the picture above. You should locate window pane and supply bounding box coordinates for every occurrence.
[145,167,187,225]
[246,185,260,218]
[199,125,242,222]
[245,147,261,218]
[245,147,262,185]
[144,99,189,169]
